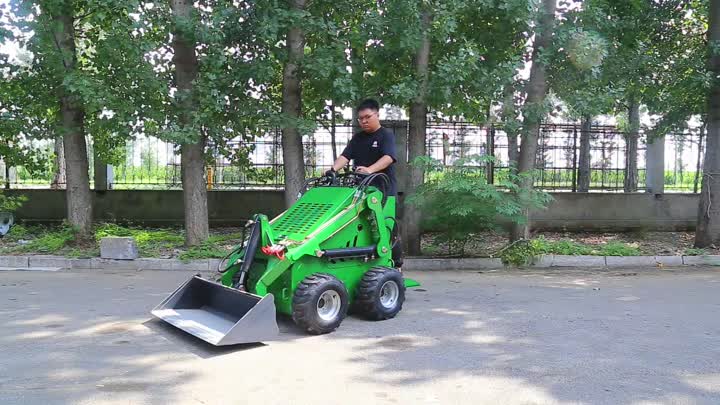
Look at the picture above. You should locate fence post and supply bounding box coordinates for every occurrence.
[572,126,578,192]
[646,135,666,194]
[393,122,409,195]
[94,160,111,191]
[7,167,16,189]
[486,125,495,184]
[694,127,704,194]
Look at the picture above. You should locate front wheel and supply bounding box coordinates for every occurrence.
[292,273,349,334]
[355,267,406,320]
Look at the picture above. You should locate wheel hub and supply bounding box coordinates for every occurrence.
[379,280,399,309]
[317,290,342,321]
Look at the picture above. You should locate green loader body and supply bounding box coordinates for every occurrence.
[152,173,419,346]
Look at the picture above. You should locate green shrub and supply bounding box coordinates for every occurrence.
[0,191,27,213]
[497,239,544,266]
[599,241,641,256]
[533,236,596,256]
[4,224,31,241]
[16,225,78,253]
[684,247,707,256]
[408,155,553,256]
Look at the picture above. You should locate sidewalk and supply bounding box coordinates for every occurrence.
[1,254,718,272]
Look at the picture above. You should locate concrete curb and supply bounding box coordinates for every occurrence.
[0,254,718,272]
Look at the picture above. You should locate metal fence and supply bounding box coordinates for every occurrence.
[0,121,705,193]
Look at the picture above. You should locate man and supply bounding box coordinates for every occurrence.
[326,98,403,267]
[326,98,397,197]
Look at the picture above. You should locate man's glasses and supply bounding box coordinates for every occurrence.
[357,112,376,122]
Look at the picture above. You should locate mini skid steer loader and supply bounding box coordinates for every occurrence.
[152,171,418,346]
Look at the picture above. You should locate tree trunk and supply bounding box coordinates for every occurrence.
[695,0,720,248]
[53,9,93,238]
[170,0,208,246]
[501,83,520,167]
[330,102,337,161]
[624,97,639,192]
[577,115,592,192]
[405,10,432,256]
[280,0,306,207]
[350,46,362,135]
[51,137,66,189]
[510,0,556,241]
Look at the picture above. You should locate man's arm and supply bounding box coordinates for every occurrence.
[357,155,393,174]
[330,155,350,172]
[357,130,397,174]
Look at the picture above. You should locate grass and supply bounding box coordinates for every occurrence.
[533,236,641,257]
[0,223,691,260]
[600,241,642,256]
[178,233,244,261]
[95,223,185,257]
[0,222,244,259]
[684,247,708,256]
[0,224,81,255]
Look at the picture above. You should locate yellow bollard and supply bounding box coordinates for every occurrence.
[207,166,214,190]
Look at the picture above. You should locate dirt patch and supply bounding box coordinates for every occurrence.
[2,224,717,258]
[421,230,720,257]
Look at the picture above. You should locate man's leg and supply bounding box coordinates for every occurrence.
[384,196,403,269]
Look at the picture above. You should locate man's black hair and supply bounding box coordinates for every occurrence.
[357,98,380,112]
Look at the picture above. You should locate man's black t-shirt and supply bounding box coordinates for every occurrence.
[341,127,398,196]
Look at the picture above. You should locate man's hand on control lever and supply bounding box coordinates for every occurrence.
[355,166,373,174]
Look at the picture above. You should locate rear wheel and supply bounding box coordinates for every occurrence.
[355,267,405,320]
[292,273,349,334]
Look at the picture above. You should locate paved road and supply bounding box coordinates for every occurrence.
[1,267,719,405]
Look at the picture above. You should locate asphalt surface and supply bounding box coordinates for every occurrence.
[1,267,719,405]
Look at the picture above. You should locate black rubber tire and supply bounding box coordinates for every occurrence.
[292,273,349,335]
[355,267,406,320]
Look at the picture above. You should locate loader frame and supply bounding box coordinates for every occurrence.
[218,172,401,316]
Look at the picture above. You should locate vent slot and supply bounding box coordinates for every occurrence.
[273,202,334,235]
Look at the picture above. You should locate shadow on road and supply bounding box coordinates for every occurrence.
[1,268,719,404]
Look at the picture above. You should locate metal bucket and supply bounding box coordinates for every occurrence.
[0,212,14,237]
[152,276,279,346]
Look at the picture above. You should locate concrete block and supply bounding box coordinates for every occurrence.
[605,256,660,267]
[454,258,504,270]
[0,256,29,268]
[403,258,441,271]
[100,237,139,260]
[25,267,63,272]
[171,259,209,271]
[136,258,174,271]
[654,256,684,267]
[70,258,93,269]
[532,255,554,268]
[683,255,720,266]
[551,255,606,267]
[0,266,62,272]
[91,258,140,270]
[29,255,71,269]
[208,259,223,272]
[404,257,503,271]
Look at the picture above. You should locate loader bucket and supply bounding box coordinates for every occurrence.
[151,276,279,346]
